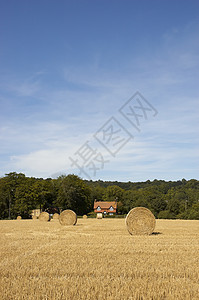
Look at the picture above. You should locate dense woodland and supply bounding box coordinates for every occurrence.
[0,172,199,219]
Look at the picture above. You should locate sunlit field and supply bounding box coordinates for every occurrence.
[0,218,199,300]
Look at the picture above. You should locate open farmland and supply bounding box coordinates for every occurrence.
[0,218,199,300]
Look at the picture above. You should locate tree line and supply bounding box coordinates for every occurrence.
[0,172,199,219]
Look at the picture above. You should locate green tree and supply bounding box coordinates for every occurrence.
[122,190,137,214]
[0,177,9,219]
[188,202,199,219]
[54,175,91,215]
[158,210,176,219]
[0,172,26,219]
[89,183,105,202]
[103,185,124,202]
[14,178,38,218]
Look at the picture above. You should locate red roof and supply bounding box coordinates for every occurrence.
[93,201,117,213]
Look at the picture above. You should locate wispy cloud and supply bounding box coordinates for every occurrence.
[0,17,198,181]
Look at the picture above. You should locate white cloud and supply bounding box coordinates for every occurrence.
[0,20,199,181]
[10,149,67,178]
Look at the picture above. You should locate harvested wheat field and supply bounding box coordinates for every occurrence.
[0,219,199,300]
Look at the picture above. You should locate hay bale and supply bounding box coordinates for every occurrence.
[17,216,22,220]
[53,213,59,220]
[83,215,87,219]
[125,207,156,235]
[39,212,50,222]
[59,210,77,226]
[97,213,103,219]
[32,215,38,220]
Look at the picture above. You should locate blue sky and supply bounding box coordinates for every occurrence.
[0,0,198,181]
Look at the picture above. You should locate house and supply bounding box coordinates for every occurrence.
[93,201,117,215]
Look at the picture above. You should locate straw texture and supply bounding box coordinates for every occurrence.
[125,207,156,235]
[97,213,103,219]
[39,212,50,222]
[59,210,77,226]
[53,213,59,220]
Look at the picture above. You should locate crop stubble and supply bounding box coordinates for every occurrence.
[0,219,198,299]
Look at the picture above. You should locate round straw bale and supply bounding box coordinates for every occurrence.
[83,215,87,219]
[53,213,59,220]
[125,207,156,235]
[97,213,103,219]
[39,212,50,222]
[17,216,22,220]
[59,210,77,226]
[32,215,38,220]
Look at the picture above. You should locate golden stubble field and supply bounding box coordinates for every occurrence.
[0,218,199,300]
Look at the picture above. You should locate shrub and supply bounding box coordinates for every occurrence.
[158,210,176,219]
